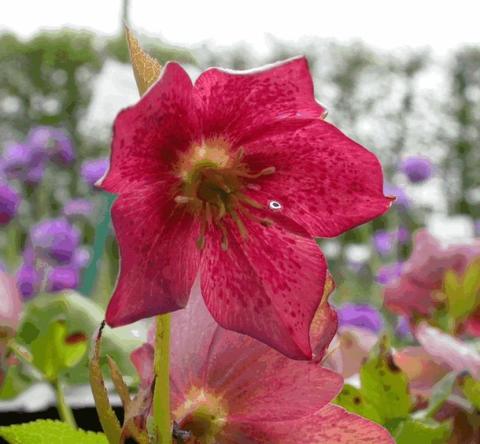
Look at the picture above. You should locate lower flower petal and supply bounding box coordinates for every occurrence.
[169,289,342,422]
[227,405,394,444]
[200,219,328,359]
[105,195,201,327]
[243,120,392,238]
[217,346,343,422]
[169,280,223,405]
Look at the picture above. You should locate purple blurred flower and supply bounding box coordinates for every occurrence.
[2,141,46,185]
[0,182,20,225]
[27,126,75,166]
[62,198,94,219]
[373,230,394,256]
[384,184,411,211]
[73,247,90,269]
[396,226,410,244]
[30,218,81,265]
[47,267,79,292]
[24,163,45,186]
[337,303,384,333]
[375,262,404,285]
[81,158,109,186]
[400,156,433,183]
[16,262,42,300]
[395,316,412,339]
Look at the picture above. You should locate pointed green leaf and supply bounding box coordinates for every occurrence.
[424,372,458,418]
[459,374,480,410]
[360,335,412,422]
[390,418,451,444]
[444,269,468,320]
[445,261,480,322]
[334,384,382,423]
[0,420,107,444]
[463,260,480,304]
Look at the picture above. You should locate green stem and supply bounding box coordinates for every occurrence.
[153,314,172,444]
[79,193,115,296]
[53,378,77,428]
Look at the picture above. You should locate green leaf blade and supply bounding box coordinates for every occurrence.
[360,336,412,423]
[0,420,108,444]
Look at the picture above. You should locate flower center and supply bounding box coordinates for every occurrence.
[174,387,228,444]
[174,139,275,250]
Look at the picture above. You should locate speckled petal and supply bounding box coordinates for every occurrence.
[242,120,391,238]
[168,280,222,407]
[105,195,201,327]
[206,334,342,422]
[194,57,326,146]
[200,217,328,360]
[168,288,342,421]
[228,404,394,444]
[99,62,199,194]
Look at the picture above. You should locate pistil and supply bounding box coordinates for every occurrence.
[174,140,275,250]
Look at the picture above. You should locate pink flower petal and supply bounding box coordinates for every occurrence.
[99,62,200,194]
[415,322,480,378]
[194,57,326,147]
[0,271,22,333]
[394,346,448,393]
[130,343,154,389]
[242,120,392,238]
[105,196,200,327]
[204,331,342,422]
[324,326,378,378]
[168,288,342,422]
[200,218,328,359]
[229,405,394,444]
[169,280,222,404]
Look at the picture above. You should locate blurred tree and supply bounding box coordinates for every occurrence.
[448,48,480,217]
[0,31,102,143]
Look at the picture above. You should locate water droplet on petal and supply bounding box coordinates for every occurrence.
[269,200,282,211]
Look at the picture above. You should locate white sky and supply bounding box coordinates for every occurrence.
[1,0,479,54]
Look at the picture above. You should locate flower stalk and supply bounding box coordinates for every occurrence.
[153,313,171,444]
[52,378,76,428]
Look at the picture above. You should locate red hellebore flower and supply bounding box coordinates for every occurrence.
[384,230,480,333]
[100,57,391,358]
[131,287,393,444]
